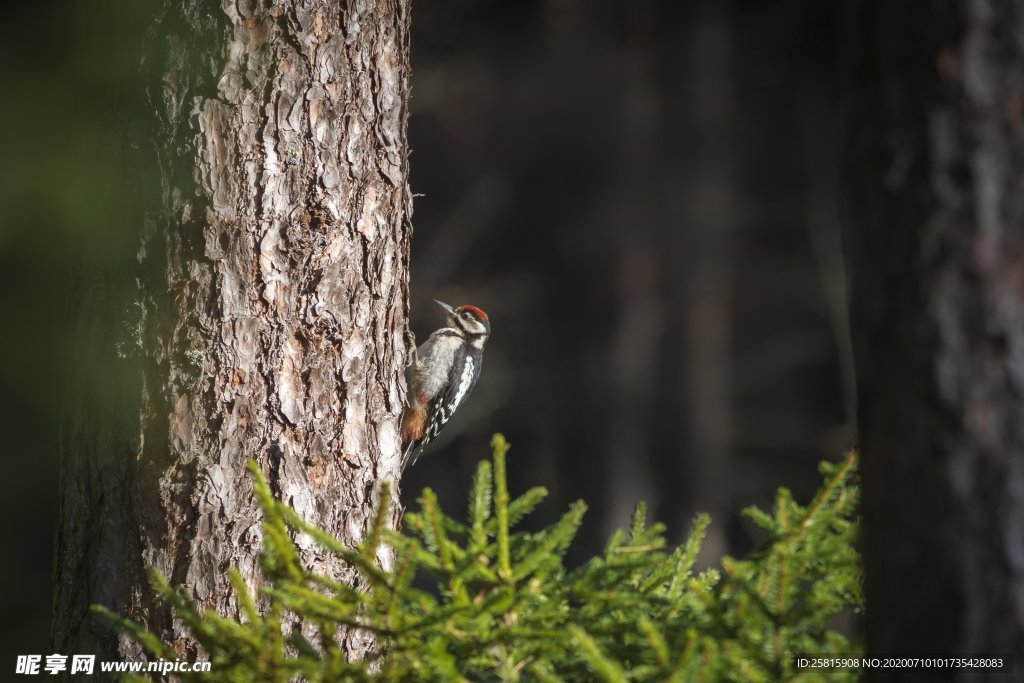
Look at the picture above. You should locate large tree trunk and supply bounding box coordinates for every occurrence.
[53,0,412,663]
[844,1,1024,676]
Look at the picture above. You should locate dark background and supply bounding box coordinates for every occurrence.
[0,0,846,663]
[402,0,846,564]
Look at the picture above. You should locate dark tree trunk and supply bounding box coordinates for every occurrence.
[844,1,1024,676]
[53,0,412,663]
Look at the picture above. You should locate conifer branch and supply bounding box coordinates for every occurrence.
[96,440,862,682]
[492,433,513,582]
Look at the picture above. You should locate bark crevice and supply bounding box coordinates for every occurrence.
[54,0,411,663]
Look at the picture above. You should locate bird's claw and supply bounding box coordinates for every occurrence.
[404,328,417,367]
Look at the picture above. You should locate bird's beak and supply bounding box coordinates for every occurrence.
[434,299,456,317]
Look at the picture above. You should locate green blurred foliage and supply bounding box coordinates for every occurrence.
[0,0,160,660]
[98,435,862,681]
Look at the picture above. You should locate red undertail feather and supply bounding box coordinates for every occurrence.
[401,400,427,443]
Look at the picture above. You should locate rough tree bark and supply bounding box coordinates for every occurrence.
[53,0,412,663]
[844,1,1024,677]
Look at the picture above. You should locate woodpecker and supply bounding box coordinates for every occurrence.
[401,300,491,471]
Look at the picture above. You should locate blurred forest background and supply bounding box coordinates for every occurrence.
[0,0,845,662]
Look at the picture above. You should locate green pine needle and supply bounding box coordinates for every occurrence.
[95,439,862,682]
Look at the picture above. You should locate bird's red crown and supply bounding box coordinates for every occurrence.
[459,305,489,321]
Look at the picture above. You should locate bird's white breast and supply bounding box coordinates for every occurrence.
[418,333,461,399]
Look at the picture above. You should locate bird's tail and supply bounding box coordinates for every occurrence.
[401,440,421,472]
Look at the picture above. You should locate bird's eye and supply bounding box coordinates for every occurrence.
[461,311,470,320]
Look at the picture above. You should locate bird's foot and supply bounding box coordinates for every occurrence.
[404,328,417,367]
